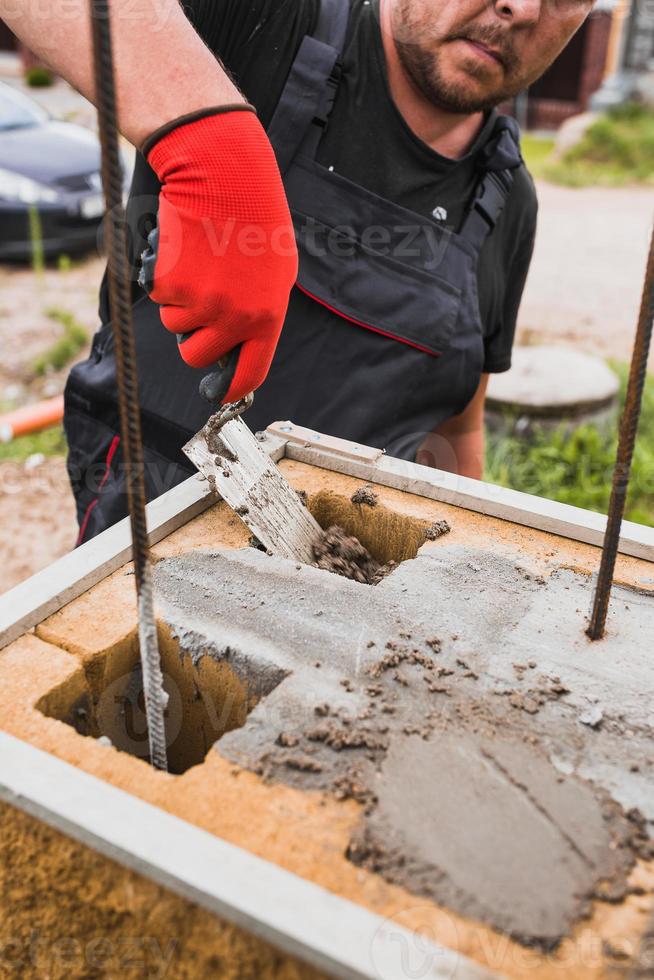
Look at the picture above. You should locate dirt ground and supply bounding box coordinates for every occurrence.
[0,256,101,399]
[0,256,103,595]
[518,181,654,370]
[0,458,78,593]
[1,175,652,595]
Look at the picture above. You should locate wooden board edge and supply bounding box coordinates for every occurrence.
[0,435,287,652]
[0,733,499,980]
[283,444,654,563]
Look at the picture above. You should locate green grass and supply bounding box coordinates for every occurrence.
[0,425,67,462]
[520,134,556,178]
[522,103,654,188]
[28,203,45,281]
[33,307,88,376]
[485,364,654,527]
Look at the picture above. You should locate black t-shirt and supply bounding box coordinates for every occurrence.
[180,0,538,374]
[99,0,538,457]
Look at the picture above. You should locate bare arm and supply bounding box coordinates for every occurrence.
[0,0,245,146]
[415,375,489,480]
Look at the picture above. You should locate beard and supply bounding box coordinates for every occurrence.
[392,14,523,114]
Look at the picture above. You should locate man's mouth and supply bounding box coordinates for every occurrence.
[460,37,505,69]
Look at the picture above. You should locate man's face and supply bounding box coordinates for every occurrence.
[388,0,594,113]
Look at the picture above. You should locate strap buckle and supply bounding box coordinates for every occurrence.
[312,58,343,129]
[468,170,512,232]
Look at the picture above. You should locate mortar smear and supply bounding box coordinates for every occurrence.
[347,733,639,950]
[351,485,379,507]
[153,547,654,951]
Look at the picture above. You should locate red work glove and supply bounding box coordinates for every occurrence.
[139,106,298,404]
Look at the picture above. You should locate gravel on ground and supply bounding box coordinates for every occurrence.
[0,457,77,594]
[518,181,654,371]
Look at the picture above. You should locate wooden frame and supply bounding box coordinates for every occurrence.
[268,422,654,562]
[1,423,651,653]
[0,733,495,980]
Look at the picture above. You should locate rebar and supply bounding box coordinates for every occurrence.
[588,223,654,641]
[89,0,168,768]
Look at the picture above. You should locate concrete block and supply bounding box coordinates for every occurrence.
[487,345,619,426]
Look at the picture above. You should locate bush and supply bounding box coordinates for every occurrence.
[485,364,654,527]
[564,103,654,182]
[25,67,54,88]
[522,104,654,187]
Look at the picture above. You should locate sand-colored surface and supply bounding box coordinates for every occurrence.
[1,460,653,977]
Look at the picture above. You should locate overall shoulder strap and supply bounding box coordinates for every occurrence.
[459,115,523,251]
[314,0,351,43]
[267,0,350,174]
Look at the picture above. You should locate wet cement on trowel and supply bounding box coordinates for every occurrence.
[152,544,654,949]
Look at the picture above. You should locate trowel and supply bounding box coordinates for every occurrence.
[182,352,321,564]
[136,237,321,564]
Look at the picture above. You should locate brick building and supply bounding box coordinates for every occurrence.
[525,3,615,128]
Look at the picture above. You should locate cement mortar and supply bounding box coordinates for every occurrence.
[348,734,637,949]
[311,525,395,584]
[153,544,654,948]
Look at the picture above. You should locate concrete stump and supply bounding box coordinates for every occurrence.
[486,345,619,434]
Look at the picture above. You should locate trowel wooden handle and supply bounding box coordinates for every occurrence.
[197,347,242,406]
[138,225,242,408]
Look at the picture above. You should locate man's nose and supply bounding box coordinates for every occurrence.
[493,0,541,27]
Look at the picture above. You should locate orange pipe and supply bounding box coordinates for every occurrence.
[0,395,65,442]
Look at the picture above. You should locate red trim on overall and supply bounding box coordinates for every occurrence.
[296,283,441,358]
[76,435,121,546]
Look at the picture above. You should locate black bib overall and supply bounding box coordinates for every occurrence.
[64,0,522,542]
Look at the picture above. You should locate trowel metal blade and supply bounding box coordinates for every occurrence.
[183,415,321,564]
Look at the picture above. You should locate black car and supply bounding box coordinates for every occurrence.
[0,81,127,260]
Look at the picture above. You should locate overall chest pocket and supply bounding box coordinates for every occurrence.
[286,156,470,357]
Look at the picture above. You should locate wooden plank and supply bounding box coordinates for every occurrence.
[282,442,654,563]
[267,420,384,463]
[184,418,321,563]
[0,734,497,980]
[0,436,288,651]
[2,420,652,655]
